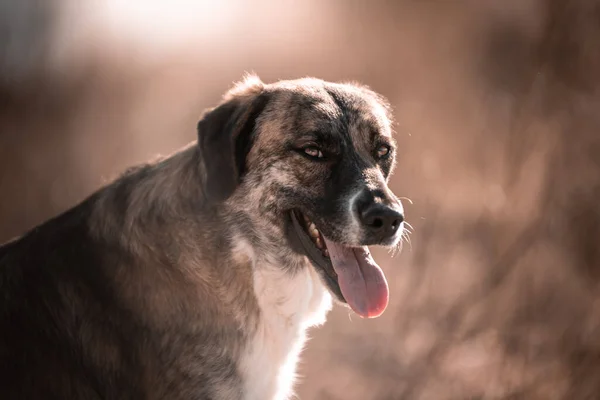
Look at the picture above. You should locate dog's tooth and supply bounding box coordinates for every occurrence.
[315,237,323,249]
[309,227,319,238]
[323,249,329,258]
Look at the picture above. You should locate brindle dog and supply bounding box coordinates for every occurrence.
[0,75,405,400]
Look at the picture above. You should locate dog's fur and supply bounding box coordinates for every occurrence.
[0,75,403,399]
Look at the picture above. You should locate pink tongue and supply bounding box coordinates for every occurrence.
[323,239,389,318]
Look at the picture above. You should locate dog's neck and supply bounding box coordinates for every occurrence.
[223,195,308,274]
[91,143,201,229]
[91,142,306,273]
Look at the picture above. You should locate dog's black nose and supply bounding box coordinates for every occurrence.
[359,203,404,239]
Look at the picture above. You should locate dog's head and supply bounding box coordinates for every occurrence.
[197,75,404,318]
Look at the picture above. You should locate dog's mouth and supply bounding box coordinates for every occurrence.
[290,210,389,318]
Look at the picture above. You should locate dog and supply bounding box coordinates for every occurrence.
[0,75,405,400]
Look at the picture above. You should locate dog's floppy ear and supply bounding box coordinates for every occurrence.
[197,76,269,203]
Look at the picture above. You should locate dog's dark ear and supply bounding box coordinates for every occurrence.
[197,83,269,204]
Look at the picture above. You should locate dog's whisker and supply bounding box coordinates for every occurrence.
[403,233,413,252]
[395,242,403,256]
[389,234,407,257]
[347,310,354,322]
[398,196,414,205]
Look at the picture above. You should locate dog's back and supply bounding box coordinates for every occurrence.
[0,164,249,400]
[0,199,143,399]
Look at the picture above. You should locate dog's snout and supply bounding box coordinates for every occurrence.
[354,190,404,243]
[359,203,404,238]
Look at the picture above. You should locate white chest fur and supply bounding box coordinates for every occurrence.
[239,261,332,400]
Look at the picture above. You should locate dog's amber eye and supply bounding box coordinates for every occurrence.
[376,144,391,159]
[304,147,324,159]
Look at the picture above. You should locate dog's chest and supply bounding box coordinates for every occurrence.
[239,263,332,400]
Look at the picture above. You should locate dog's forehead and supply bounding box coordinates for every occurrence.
[265,80,392,142]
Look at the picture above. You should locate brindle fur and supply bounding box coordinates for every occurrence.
[0,75,402,399]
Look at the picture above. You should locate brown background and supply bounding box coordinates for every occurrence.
[1,1,600,399]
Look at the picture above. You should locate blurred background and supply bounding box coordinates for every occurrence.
[1,0,600,398]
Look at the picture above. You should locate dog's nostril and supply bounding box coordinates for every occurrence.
[371,218,384,229]
[392,214,404,228]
